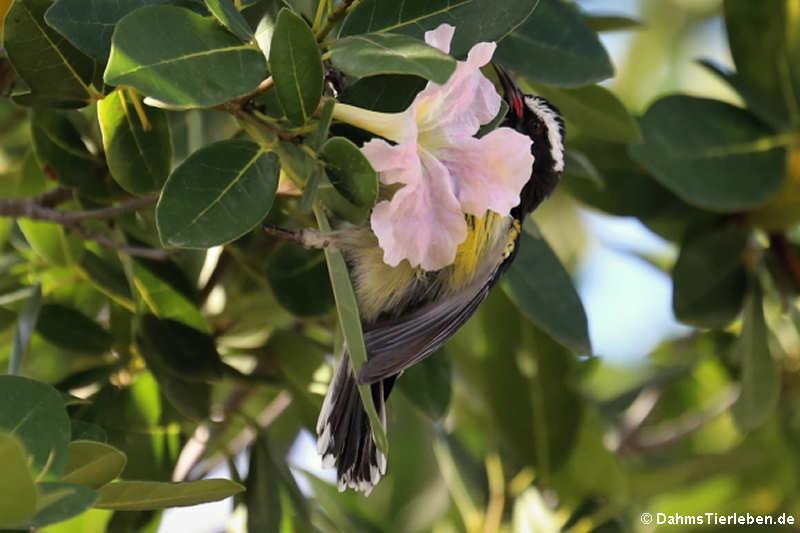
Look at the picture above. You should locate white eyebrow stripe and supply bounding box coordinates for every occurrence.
[524,96,565,172]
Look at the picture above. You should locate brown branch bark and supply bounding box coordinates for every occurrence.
[0,191,168,259]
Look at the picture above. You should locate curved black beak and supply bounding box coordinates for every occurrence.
[493,62,524,120]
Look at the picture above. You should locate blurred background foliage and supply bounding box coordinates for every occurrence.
[1,0,800,532]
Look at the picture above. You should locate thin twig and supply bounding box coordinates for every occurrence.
[183,391,294,481]
[626,386,740,451]
[67,224,172,260]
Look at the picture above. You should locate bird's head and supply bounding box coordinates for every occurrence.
[494,64,565,218]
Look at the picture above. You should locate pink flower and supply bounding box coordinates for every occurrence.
[332,24,534,271]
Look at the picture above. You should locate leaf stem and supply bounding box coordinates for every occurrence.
[315,0,360,42]
[126,87,152,131]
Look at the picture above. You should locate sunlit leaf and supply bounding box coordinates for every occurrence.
[0,432,37,529]
[95,479,244,510]
[98,90,172,195]
[62,441,127,489]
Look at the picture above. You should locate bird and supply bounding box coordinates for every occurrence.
[269,64,565,494]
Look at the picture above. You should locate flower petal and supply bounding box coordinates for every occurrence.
[440,127,534,216]
[413,45,501,140]
[424,24,455,54]
[369,149,466,270]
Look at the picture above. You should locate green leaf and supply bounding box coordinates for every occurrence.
[340,0,535,59]
[732,283,780,431]
[205,0,252,41]
[339,74,426,113]
[98,90,172,195]
[156,140,279,248]
[493,0,613,87]
[0,375,71,476]
[34,509,113,533]
[266,242,335,317]
[319,136,378,208]
[723,0,800,129]
[672,222,748,328]
[3,0,95,107]
[131,260,208,332]
[21,482,97,528]
[95,479,244,510]
[44,0,169,60]
[88,373,180,481]
[697,58,789,134]
[246,436,282,533]
[561,138,684,218]
[584,14,642,33]
[70,421,108,443]
[396,350,451,420]
[137,314,223,382]
[315,182,371,225]
[31,109,99,189]
[9,283,41,375]
[476,99,509,138]
[35,304,113,354]
[529,83,640,143]
[104,5,267,108]
[79,251,134,309]
[629,95,787,212]
[135,316,213,420]
[504,225,591,354]
[0,432,37,529]
[309,98,335,148]
[253,0,281,60]
[61,441,127,489]
[269,8,323,126]
[314,206,388,455]
[330,33,456,83]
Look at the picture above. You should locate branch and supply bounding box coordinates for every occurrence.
[0,191,169,259]
[0,193,157,223]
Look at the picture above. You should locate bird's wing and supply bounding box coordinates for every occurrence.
[357,270,497,385]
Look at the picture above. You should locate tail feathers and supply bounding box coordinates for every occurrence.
[316,356,387,495]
